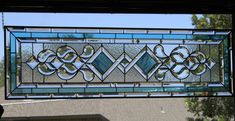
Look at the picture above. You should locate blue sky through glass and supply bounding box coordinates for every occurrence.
[0,13,194,59]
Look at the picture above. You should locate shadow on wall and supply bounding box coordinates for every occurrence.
[0,114,109,121]
[0,105,4,119]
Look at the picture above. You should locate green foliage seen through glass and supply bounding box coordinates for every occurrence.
[185,14,234,121]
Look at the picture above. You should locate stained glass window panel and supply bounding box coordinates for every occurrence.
[4,27,233,99]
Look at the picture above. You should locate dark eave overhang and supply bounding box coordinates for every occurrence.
[0,0,234,14]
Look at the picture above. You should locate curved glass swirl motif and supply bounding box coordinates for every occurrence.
[154,45,215,80]
[27,44,215,81]
[27,45,95,81]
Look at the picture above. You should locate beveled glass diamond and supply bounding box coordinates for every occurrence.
[26,56,39,69]
[136,53,159,75]
[184,56,199,69]
[205,58,216,69]
[72,57,84,70]
[92,52,113,75]
[120,58,129,68]
[51,58,63,69]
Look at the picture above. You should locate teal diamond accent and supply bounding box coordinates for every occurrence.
[136,53,158,75]
[92,52,113,75]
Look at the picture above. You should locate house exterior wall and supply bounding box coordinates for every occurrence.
[0,87,193,121]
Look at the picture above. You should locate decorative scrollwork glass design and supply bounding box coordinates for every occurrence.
[27,44,216,81]
[154,45,215,80]
[5,26,233,99]
[27,45,95,81]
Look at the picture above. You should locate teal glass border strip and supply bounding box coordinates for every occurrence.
[11,32,227,41]
[10,34,17,92]
[12,85,228,94]
[223,37,230,89]
[10,34,16,52]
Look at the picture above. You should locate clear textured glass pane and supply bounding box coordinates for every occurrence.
[126,67,145,82]
[44,44,62,52]
[103,44,123,59]
[105,68,124,83]
[21,43,32,62]
[33,69,44,83]
[125,44,145,58]
[210,45,220,82]
[33,43,43,57]
[22,63,32,83]
[200,69,211,82]
[162,71,180,82]
[45,72,61,83]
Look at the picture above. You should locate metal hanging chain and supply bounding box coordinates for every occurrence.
[1,12,4,27]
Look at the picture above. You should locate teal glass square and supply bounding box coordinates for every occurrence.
[92,52,113,75]
[136,53,157,75]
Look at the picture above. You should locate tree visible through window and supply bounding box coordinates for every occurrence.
[185,14,234,121]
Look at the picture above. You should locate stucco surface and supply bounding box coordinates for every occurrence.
[0,87,193,121]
